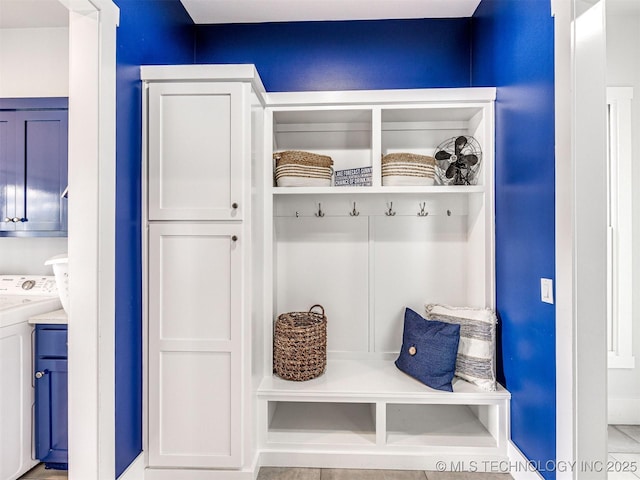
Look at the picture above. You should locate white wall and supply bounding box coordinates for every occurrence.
[0,26,70,275]
[0,237,68,275]
[0,27,69,97]
[607,12,640,424]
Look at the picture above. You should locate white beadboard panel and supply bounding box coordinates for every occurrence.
[275,216,369,353]
[158,234,232,342]
[372,215,469,353]
[159,351,232,457]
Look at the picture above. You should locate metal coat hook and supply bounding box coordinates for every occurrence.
[447,209,452,216]
[349,202,360,216]
[385,202,396,216]
[417,202,428,217]
[315,203,325,217]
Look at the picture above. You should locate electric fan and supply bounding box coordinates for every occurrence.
[434,135,482,185]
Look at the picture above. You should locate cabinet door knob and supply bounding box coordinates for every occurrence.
[231,235,238,242]
[34,371,47,379]
[232,203,239,209]
[4,217,11,222]
[12,217,20,223]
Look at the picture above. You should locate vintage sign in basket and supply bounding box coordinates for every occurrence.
[273,304,327,381]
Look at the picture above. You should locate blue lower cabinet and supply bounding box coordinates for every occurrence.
[34,324,68,470]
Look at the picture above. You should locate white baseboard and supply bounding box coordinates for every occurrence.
[118,453,145,480]
[608,397,640,424]
[508,441,545,480]
[259,451,508,471]
[145,468,255,480]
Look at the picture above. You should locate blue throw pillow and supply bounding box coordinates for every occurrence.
[395,307,461,392]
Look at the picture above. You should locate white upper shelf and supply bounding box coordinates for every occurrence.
[271,186,485,195]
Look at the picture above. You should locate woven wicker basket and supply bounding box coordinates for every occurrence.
[273,304,327,381]
[382,153,436,186]
[382,152,435,166]
[273,151,334,187]
[274,150,333,168]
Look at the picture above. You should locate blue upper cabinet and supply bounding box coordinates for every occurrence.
[0,98,68,237]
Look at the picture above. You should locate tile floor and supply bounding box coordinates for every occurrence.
[17,426,640,480]
[608,425,640,480]
[18,464,67,480]
[256,469,512,480]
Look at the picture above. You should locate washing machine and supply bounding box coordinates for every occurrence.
[0,276,61,480]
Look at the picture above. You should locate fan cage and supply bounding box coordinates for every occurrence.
[433,136,483,186]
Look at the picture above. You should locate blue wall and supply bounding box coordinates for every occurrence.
[195,19,471,91]
[472,1,556,477]
[112,1,194,476]
[112,3,556,476]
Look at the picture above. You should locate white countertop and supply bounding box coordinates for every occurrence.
[0,297,62,328]
[28,308,67,325]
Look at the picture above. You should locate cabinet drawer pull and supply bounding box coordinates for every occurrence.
[232,203,239,209]
[231,235,238,242]
[35,370,48,379]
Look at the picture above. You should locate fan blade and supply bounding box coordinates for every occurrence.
[435,150,451,161]
[461,154,478,166]
[454,136,467,156]
[445,164,457,179]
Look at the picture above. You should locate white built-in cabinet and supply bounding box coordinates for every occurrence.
[147,223,242,468]
[142,65,265,477]
[147,81,244,221]
[257,89,510,470]
[142,65,510,479]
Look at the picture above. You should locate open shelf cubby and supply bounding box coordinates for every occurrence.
[267,401,376,446]
[385,404,497,448]
[272,108,373,185]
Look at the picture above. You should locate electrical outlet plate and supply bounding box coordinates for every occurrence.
[541,278,554,304]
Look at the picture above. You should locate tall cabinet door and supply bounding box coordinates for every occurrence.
[0,111,17,230]
[147,82,244,221]
[15,110,68,232]
[34,357,68,465]
[148,223,243,468]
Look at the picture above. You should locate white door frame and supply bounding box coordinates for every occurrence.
[59,1,119,479]
[554,1,609,478]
